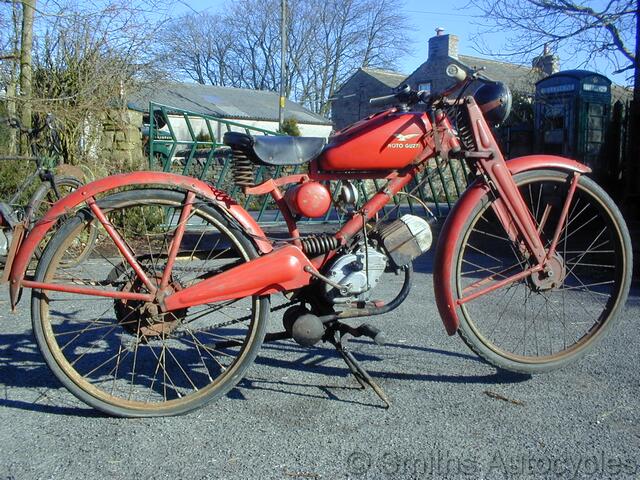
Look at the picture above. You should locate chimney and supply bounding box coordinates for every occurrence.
[428,28,459,60]
[532,44,560,76]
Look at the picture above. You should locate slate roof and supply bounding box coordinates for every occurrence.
[127,82,332,125]
[361,68,407,88]
[457,55,544,93]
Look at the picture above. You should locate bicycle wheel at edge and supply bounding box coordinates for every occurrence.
[27,175,98,267]
[31,188,269,417]
[452,169,632,373]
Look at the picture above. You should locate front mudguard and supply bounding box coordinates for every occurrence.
[8,171,272,308]
[433,155,591,336]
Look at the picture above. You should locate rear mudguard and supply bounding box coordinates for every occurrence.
[434,155,591,336]
[9,171,273,308]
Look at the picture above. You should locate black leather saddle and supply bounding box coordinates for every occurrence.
[223,132,326,166]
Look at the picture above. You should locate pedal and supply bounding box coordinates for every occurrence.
[354,324,386,346]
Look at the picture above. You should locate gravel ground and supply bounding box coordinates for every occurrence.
[0,250,638,480]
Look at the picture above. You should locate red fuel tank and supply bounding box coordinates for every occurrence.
[317,110,433,171]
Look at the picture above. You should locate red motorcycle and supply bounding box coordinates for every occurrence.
[4,67,632,417]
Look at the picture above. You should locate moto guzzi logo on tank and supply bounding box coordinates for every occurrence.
[387,133,421,148]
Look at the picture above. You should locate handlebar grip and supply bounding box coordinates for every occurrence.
[369,93,400,107]
[446,64,467,82]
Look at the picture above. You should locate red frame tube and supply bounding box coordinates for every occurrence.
[87,197,157,295]
[545,172,580,260]
[21,279,153,302]
[336,168,415,242]
[456,264,543,305]
[160,191,195,290]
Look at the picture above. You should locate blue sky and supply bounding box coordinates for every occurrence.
[175,0,633,87]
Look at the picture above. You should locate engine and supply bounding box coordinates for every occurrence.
[323,245,388,304]
[322,215,433,304]
[374,214,432,269]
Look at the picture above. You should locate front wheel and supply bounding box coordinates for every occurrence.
[31,188,269,417]
[452,169,632,373]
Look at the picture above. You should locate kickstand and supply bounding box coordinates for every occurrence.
[332,330,391,409]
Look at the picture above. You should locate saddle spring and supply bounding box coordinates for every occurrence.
[231,148,255,188]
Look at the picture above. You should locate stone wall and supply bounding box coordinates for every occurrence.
[101,109,145,172]
[331,70,395,130]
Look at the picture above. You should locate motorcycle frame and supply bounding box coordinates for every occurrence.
[7,98,591,337]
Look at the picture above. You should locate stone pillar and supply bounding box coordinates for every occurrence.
[101,109,145,172]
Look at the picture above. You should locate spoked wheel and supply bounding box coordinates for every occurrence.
[31,188,269,417]
[453,169,632,373]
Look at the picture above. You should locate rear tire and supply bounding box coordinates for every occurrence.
[31,188,269,417]
[27,175,97,267]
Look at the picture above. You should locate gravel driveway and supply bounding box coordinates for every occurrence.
[0,251,638,480]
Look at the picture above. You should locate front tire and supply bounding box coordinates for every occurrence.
[452,170,632,373]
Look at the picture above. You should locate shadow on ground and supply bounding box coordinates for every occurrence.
[0,327,529,416]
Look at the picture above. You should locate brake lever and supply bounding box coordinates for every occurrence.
[369,84,417,108]
[470,66,487,80]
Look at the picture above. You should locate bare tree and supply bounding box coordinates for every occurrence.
[19,0,35,131]
[470,0,640,204]
[161,0,412,115]
[8,0,174,165]
[226,0,281,91]
[469,0,637,87]
[161,14,238,86]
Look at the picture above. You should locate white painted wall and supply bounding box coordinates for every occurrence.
[160,116,332,143]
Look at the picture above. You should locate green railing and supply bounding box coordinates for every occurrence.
[146,103,470,222]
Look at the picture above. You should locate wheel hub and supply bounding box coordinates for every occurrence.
[114,275,188,338]
[529,253,566,291]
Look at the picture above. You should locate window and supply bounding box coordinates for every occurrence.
[418,82,432,95]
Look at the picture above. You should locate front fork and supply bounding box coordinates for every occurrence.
[484,161,580,263]
[459,157,581,305]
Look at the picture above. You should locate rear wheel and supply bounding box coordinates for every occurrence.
[453,170,632,373]
[31,188,269,416]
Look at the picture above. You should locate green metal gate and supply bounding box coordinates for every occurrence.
[146,103,469,223]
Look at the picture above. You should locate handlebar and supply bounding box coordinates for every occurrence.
[369,92,404,108]
[369,84,419,108]
[368,65,487,109]
[1,113,63,159]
